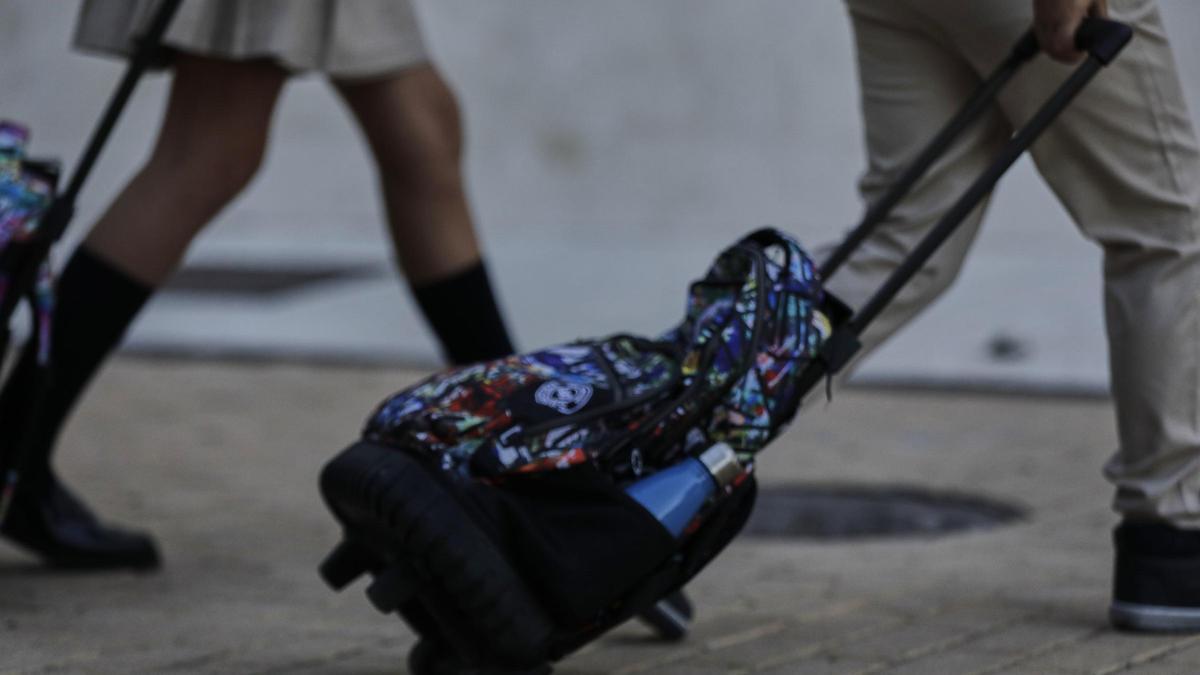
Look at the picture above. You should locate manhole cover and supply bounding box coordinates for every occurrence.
[743,484,1024,540]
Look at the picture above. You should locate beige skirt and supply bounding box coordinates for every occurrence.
[73,0,430,79]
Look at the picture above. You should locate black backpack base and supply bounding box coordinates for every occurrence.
[319,440,757,674]
[319,441,557,672]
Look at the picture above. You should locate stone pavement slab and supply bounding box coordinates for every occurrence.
[2,358,1199,674]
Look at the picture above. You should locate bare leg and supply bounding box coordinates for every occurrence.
[333,65,480,284]
[86,54,288,284]
[333,66,514,363]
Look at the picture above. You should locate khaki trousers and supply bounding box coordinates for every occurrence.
[828,0,1200,526]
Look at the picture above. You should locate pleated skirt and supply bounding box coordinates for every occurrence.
[73,0,430,79]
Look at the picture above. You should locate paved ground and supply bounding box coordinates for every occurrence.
[3,358,1199,674]
[6,5,1200,671]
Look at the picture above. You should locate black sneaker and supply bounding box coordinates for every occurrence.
[1110,520,1200,632]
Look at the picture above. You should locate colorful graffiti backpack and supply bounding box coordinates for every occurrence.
[0,122,57,364]
[319,228,847,674]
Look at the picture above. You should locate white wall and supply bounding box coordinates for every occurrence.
[2,1,1198,388]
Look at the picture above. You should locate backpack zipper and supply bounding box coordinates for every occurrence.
[609,243,771,466]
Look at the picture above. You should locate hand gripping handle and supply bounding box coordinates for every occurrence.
[1075,17,1134,65]
[817,18,1133,371]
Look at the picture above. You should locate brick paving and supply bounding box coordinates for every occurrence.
[2,358,1198,674]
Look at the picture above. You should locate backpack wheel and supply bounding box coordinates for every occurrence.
[637,589,694,642]
[318,538,377,591]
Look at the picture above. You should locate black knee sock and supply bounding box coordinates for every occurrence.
[412,261,515,366]
[0,246,153,487]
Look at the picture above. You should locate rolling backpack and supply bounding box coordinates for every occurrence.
[318,228,843,674]
[317,18,1133,675]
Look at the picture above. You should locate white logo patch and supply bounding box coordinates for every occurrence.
[534,381,594,415]
[629,448,644,476]
[496,444,521,467]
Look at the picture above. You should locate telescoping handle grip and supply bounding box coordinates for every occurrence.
[1011,17,1134,64]
[1075,17,1134,64]
[816,17,1133,373]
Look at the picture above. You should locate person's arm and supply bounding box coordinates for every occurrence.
[1033,0,1109,62]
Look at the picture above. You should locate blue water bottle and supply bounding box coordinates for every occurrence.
[625,443,743,538]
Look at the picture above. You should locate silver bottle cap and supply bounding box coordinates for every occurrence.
[698,442,743,489]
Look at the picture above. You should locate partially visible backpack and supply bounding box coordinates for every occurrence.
[319,228,847,674]
[0,121,57,359]
[367,228,834,478]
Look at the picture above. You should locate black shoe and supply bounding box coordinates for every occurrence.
[1110,520,1200,632]
[0,475,160,570]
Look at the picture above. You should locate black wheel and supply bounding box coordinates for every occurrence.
[637,589,694,641]
[318,538,377,590]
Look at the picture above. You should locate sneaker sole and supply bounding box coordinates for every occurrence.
[318,441,556,670]
[1110,601,1200,633]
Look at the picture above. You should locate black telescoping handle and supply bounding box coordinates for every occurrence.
[48,0,183,237]
[820,17,1131,282]
[1075,17,1134,64]
[817,31,1039,280]
[818,18,1131,356]
[8,0,182,325]
[3,0,181,322]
